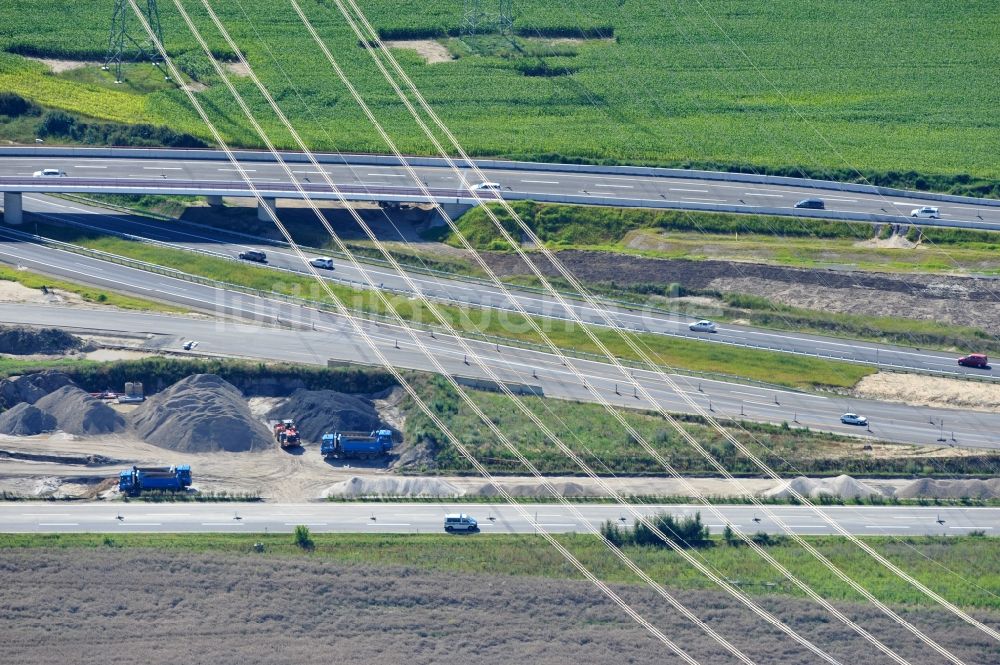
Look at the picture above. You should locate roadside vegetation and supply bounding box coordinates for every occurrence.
[0,263,185,312]
[0,1,998,195]
[29,219,871,389]
[3,532,998,611]
[401,375,1000,477]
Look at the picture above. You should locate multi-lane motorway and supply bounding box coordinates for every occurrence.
[0,502,994,536]
[10,193,998,381]
[2,149,1000,227]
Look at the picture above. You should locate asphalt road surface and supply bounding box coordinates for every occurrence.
[2,152,1000,228]
[1,300,999,450]
[11,193,998,382]
[0,502,995,536]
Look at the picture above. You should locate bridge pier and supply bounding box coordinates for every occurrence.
[206,195,224,206]
[257,197,277,221]
[1,192,22,225]
[436,202,473,224]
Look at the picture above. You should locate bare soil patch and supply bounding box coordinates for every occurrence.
[24,57,100,73]
[224,61,251,77]
[2,549,997,665]
[480,250,1000,330]
[0,279,86,306]
[855,373,1000,413]
[382,39,453,64]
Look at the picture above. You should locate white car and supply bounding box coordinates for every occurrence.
[310,257,334,270]
[32,168,66,177]
[470,181,502,191]
[910,206,939,219]
[181,340,199,351]
[840,413,868,426]
[688,320,718,333]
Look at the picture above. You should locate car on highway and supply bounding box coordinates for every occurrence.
[911,206,940,219]
[238,250,267,264]
[310,257,334,270]
[840,413,868,426]
[444,513,479,533]
[794,198,825,210]
[958,353,989,369]
[470,181,502,192]
[32,168,66,177]
[688,320,718,333]
[181,340,198,351]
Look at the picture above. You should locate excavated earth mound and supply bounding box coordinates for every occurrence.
[266,389,382,443]
[895,478,1000,500]
[0,403,57,436]
[323,475,462,498]
[131,374,272,453]
[476,480,607,498]
[0,325,84,355]
[0,370,77,408]
[763,474,883,500]
[34,386,125,436]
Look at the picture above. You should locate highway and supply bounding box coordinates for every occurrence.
[2,150,1000,228]
[1,299,999,450]
[0,502,995,536]
[11,193,998,382]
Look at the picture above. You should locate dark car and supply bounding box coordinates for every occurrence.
[958,353,989,369]
[238,250,267,264]
[794,198,825,210]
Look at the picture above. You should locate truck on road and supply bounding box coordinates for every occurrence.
[321,429,393,460]
[118,465,192,496]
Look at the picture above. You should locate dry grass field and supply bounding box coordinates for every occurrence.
[1,548,998,665]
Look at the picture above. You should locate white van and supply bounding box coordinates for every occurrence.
[444,513,479,533]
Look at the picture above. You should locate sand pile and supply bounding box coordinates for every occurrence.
[763,474,883,500]
[0,403,57,436]
[0,325,84,355]
[131,374,272,453]
[266,389,382,443]
[476,480,607,498]
[854,373,1000,413]
[0,370,77,408]
[34,386,125,436]
[895,478,1000,500]
[324,475,462,498]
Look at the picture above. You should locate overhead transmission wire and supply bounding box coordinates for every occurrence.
[132,2,769,662]
[285,0,956,660]
[314,0,997,655]
[175,1,853,660]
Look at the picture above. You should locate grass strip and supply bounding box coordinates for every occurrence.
[0,264,185,313]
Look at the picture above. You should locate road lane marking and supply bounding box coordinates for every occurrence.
[283,522,328,526]
[74,165,108,169]
[864,525,910,529]
[118,522,162,526]
[38,522,79,526]
[218,168,256,172]
[949,526,993,529]
[669,188,708,193]
[680,197,727,203]
[590,183,634,188]
[367,173,407,177]
[201,522,248,526]
[143,166,182,170]
[743,193,783,198]
[521,179,560,184]
[366,522,411,526]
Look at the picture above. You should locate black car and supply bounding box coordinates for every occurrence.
[238,250,267,263]
[794,198,825,210]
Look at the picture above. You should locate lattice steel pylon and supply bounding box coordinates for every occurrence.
[462,0,484,36]
[498,0,514,35]
[103,0,167,83]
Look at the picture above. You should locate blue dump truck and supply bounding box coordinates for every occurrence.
[119,465,192,496]
[321,430,393,460]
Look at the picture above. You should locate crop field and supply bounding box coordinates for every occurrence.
[401,375,999,476]
[1,538,998,665]
[0,1,998,189]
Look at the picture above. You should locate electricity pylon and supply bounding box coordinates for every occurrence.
[498,0,514,36]
[103,0,167,83]
[462,0,514,37]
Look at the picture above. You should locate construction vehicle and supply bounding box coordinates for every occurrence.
[118,465,192,496]
[321,429,393,460]
[271,419,301,448]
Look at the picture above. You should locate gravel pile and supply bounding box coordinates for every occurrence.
[476,480,605,498]
[895,478,1000,500]
[0,403,57,436]
[34,386,125,436]
[131,374,272,453]
[0,325,84,355]
[763,474,882,500]
[0,371,77,408]
[266,390,382,443]
[323,476,462,498]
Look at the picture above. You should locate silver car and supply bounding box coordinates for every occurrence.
[688,320,718,333]
[840,413,868,426]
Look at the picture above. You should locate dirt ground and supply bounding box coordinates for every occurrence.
[24,57,99,73]
[383,39,453,64]
[481,250,1000,331]
[2,549,997,665]
[855,373,1000,413]
[0,280,88,306]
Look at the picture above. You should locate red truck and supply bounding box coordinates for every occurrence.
[958,353,989,368]
[271,419,301,448]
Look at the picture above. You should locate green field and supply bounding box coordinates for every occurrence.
[31,219,872,389]
[3,532,998,610]
[400,374,1000,476]
[0,1,998,192]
